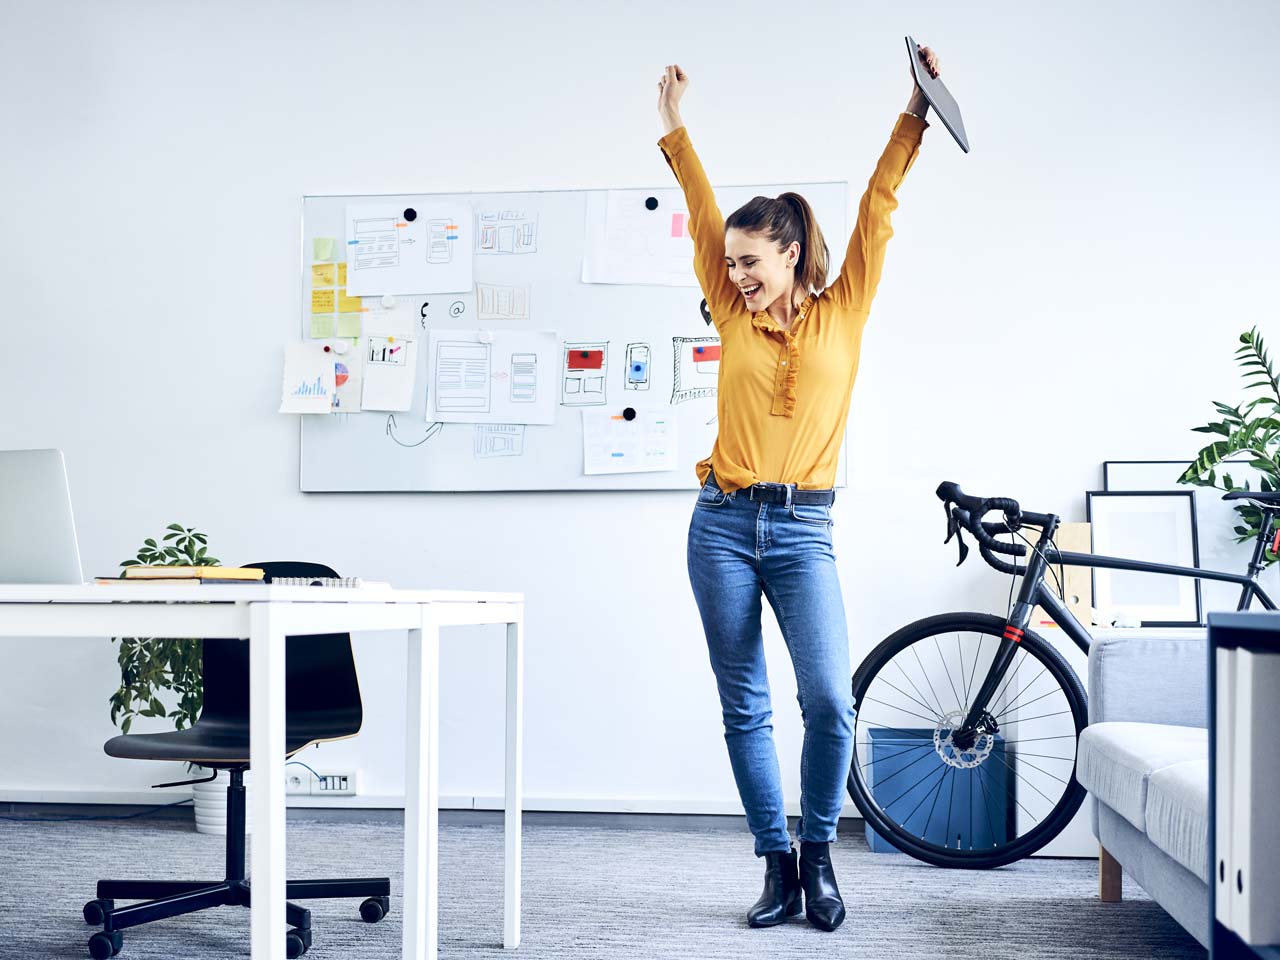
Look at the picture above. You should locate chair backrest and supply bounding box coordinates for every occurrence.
[197,562,363,740]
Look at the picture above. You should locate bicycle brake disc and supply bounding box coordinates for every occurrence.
[934,709,996,769]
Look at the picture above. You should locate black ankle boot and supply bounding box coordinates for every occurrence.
[799,840,846,931]
[746,845,802,927]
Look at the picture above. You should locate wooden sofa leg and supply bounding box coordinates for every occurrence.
[1099,844,1122,902]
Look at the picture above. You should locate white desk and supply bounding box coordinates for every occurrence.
[0,583,524,960]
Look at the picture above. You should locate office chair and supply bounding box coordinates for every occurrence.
[81,562,390,960]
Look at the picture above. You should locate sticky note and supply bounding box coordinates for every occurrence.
[310,313,335,338]
[311,263,336,286]
[336,313,362,338]
[312,288,335,313]
[337,287,362,313]
[313,237,337,261]
[337,263,347,286]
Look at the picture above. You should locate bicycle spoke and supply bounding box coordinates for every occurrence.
[988,747,1058,808]
[973,763,1002,848]
[861,696,942,726]
[965,633,983,710]
[994,665,1051,717]
[893,659,943,721]
[993,684,1062,721]
[881,751,950,809]
[856,741,934,771]
[910,645,948,717]
[977,753,1039,823]
[1004,708,1073,725]
[1007,752,1070,787]
[874,675,944,721]
[957,634,972,714]
[936,635,963,714]
[902,762,951,827]
[922,764,951,840]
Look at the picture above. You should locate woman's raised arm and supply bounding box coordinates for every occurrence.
[656,65,740,326]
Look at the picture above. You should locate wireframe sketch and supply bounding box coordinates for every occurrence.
[474,423,526,458]
[510,353,537,403]
[434,340,492,412]
[671,336,720,404]
[561,342,608,406]
[477,283,531,321]
[426,219,458,264]
[352,217,400,270]
[476,209,538,255]
[625,343,651,391]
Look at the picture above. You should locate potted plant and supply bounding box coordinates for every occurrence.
[110,524,246,833]
[1180,326,1280,560]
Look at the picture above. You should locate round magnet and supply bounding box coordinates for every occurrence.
[623,407,637,421]
[580,350,590,359]
[381,294,396,308]
[645,197,658,210]
[323,344,331,353]
[332,340,350,355]
[404,208,417,221]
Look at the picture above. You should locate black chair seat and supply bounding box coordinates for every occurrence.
[103,723,349,764]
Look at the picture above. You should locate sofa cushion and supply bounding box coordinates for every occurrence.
[1076,722,1207,832]
[1145,758,1209,882]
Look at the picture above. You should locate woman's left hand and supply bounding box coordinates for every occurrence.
[914,44,940,88]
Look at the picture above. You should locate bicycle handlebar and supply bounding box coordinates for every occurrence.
[936,481,1030,571]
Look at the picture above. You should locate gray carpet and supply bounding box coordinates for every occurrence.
[0,811,1205,959]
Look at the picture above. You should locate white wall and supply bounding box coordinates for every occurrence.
[2,0,1277,810]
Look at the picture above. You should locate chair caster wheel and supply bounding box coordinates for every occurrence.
[285,928,311,958]
[88,930,122,959]
[83,899,114,925]
[359,895,390,923]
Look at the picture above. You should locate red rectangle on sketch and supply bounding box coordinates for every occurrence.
[671,213,687,238]
[567,349,604,370]
[691,344,721,362]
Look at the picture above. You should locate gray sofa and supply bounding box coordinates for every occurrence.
[1076,632,1209,947]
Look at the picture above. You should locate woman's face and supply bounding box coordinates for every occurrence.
[724,228,799,311]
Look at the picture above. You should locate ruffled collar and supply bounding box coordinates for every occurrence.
[749,292,817,335]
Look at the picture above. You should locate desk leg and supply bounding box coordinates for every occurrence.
[504,613,524,949]
[404,614,440,960]
[249,604,287,960]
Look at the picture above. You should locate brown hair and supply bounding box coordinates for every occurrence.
[725,192,830,296]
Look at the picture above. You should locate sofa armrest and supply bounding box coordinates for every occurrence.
[1087,631,1207,727]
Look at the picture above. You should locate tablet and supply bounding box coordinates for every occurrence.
[906,36,969,153]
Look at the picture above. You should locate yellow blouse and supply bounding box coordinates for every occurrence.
[658,113,927,492]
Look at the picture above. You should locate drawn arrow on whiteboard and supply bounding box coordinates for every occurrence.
[386,415,443,447]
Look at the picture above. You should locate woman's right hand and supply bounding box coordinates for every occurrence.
[657,64,688,131]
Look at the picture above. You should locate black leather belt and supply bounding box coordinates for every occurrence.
[709,472,835,506]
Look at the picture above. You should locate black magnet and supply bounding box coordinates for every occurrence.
[404,208,417,221]
[700,298,713,326]
[623,407,637,421]
[580,350,590,358]
[645,197,658,210]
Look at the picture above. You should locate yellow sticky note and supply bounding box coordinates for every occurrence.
[312,288,335,313]
[337,263,347,286]
[337,287,362,313]
[336,313,362,337]
[313,237,337,261]
[311,263,336,286]
[310,313,335,338]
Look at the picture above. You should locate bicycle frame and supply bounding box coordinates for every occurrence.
[956,510,1278,739]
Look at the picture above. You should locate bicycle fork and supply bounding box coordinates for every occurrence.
[954,518,1058,748]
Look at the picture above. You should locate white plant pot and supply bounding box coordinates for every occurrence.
[191,767,252,836]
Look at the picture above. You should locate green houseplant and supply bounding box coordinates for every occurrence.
[109,524,219,734]
[1179,327,1280,563]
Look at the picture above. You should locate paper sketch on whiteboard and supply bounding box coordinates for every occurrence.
[476,282,530,321]
[331,351,363,413]
[474,424,526,458]
[581,189,697,286]
[671,336,720,403]
[345,201,473,296]
[475,208,538,254]
[361,336,418,411]
[561,342,608,406]
[280,343,335,414]
[426,329,557,425]
[582,408,678,475]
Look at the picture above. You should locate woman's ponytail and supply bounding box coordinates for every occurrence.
[777,192,829,296]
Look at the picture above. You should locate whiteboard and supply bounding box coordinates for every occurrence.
[300,183,848,492]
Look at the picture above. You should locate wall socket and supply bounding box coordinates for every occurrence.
[285,768,357,797]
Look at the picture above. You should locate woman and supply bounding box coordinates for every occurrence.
[657,47,939,932]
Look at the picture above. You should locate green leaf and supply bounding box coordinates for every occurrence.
[166,523,184,532]
[121,717,132,735]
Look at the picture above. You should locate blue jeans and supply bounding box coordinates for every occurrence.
[686,477,856,857]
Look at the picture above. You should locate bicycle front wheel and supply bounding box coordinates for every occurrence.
[846,613,1088,868]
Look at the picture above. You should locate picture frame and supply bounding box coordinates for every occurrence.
[1086,490,1203,627]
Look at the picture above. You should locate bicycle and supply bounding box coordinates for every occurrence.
[845,479,1279,868]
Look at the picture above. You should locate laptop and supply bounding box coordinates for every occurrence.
[0,448,85,584]
[906,35,969,153]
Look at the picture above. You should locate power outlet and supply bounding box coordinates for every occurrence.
[285,768,358,797]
